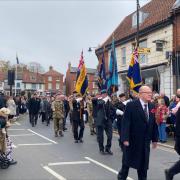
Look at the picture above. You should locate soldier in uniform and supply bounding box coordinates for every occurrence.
[52,94,65,137]
[87,95,95,135]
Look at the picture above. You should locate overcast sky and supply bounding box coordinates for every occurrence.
[0,0,150,75]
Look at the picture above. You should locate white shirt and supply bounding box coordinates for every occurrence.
[139,98,149,119]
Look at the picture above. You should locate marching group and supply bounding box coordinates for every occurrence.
[0,86,180,180]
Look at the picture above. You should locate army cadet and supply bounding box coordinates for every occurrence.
[52,94,65,137]
[87,95,95,135]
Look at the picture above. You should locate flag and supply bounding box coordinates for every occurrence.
[127,48,142,93]
[75,51,88,96]
[107,39,118,94]
[16,54,19,64]
[98,52,107,91]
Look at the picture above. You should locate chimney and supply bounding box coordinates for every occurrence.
[49,66,53,70]
[68,62,71,70]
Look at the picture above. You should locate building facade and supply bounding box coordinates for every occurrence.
[96,0,180,98]
[44,66,64,94]
[65,62,98,96]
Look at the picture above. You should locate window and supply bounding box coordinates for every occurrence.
[30,76,36,81]
[56,83,60,90]
[16,82,20,88]
[31,84,36,90]
[156,42,163,51]
[48,83,52,90]
[132,11,149,27]
[74,81,76,88]
[121,47,126,65]
[139,40,147,64]
[48,76,52,81]
[24,84,26,89]
[39,84,42,89]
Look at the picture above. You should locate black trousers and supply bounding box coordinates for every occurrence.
[73,120,84,140]
[30,113,38,127]
[97,125,112,151]
[168,159,180,177]
[117,164,147,180]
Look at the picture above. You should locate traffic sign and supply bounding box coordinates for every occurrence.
[138,48,151,54]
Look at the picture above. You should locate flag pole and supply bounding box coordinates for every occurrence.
[136,0,140,48]
[15,53,18,96]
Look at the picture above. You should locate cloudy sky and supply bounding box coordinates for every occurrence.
[0,0,150,75]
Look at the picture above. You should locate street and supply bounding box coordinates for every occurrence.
[1,116,180,180]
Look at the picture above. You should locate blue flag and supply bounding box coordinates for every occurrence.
[107,39,118,94]
[127,48,142,93]
[98,52,107,91]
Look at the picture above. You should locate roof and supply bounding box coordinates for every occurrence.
[101,0,176,49]
[44,69,64,76]
[70,67,97,74]
[22,70,44,84]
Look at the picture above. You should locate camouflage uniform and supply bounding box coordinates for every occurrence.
[52,100,65,137]
[87,100,95,135]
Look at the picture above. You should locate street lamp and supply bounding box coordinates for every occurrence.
[88,47,97,52]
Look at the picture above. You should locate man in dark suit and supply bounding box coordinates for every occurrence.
[28,93,40,127]
[117,85,158,180]
[94,90,115,155]
[165,89,180,180]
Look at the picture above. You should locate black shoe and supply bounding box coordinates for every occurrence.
[165,169,173,180]
[9,160,17,165]
[63,127,67,131]
[79,139,83,143]
[59,132,64,137]
[99,150,106,155]
[105,149,113,155]
[74,140,78,143]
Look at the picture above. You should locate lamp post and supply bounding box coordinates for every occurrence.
[168,51,173,98]
[88,47,97,52]
[136,0,140,48]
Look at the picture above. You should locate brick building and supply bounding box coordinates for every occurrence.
[65,62,98,96]
[44,66,64,94]
[96,0,180,97]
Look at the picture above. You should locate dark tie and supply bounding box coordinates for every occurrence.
[144,104,149,121]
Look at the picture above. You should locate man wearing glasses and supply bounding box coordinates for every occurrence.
[117,85,158,180]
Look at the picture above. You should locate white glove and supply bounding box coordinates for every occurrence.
[116,109,124,116]
[76,97,83,103]
[103,96,111,103]
[123,99,131,105]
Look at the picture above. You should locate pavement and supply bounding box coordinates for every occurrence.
[1,114,180,180]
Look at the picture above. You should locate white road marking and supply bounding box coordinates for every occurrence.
[85,157,134,180]
[12,144,17,148]
[48,161,90,166]
[27,129,58,144]
[14,122,21,125]
[157,146,176,153]
[9,133,35,137]
[8,129,25,131]
[17,143,52,146]
[43,166,67,180]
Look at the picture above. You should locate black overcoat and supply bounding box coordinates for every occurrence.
[121,99,158,170]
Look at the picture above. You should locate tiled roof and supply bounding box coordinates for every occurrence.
[70,67,97,74]
[22,70,44,84]
[44,69,63,76]
[102,0,176,48]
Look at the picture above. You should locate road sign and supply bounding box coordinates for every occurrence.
[138,48,151,54]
